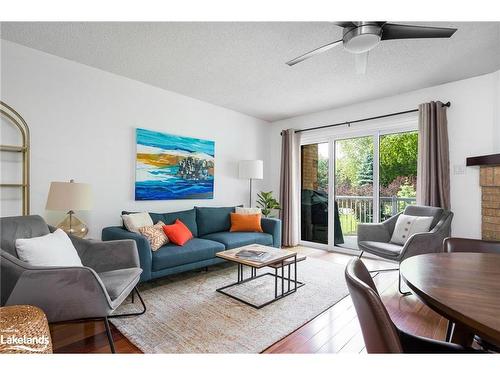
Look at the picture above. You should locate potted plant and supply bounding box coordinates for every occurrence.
[256,191,281,218]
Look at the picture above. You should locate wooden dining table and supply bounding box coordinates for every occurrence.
[400,252,500,347]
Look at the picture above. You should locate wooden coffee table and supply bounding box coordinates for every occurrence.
[215,244,305,309]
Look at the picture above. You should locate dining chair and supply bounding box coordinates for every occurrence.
[345,258,479,353]
[443,237,500,351]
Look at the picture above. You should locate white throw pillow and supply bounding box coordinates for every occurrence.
[122,212,153,233]
[390,214,434,245]
[15,229,83,267]
[235,207,262,215]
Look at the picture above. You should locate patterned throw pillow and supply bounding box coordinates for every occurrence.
[390,214,434,245]
[138,221,169,251]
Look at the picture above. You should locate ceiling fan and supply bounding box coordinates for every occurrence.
[286,22,457,74]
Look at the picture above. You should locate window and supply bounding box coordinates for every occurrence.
[300,143,329,245]
[299,116,418,252]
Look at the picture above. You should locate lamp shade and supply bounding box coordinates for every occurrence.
[46,180,92,211]
[239,160,263,180]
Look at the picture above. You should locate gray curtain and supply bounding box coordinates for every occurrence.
[280,129,299,247]
[416,101,451,209]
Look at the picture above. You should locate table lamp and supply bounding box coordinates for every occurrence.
[238,160,263,207]
[46,179,92,238]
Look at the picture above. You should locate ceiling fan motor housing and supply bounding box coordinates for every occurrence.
[343,23,382,54]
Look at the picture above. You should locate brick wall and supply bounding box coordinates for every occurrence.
[480,166,500,241]
[301,144,318,190]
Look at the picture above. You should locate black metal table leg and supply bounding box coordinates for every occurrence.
[287,264,291,292]
[281,261,285,297]
[275,267,278,298]
[216,254,306,309]
[294,254,297,291]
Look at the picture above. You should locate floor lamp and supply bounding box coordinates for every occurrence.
[239,160,263,207]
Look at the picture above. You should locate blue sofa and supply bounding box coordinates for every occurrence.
[101,206,281,282]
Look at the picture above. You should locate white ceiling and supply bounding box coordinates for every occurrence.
[1,22,500,121]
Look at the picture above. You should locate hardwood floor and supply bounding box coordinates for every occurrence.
[49,247,447,354]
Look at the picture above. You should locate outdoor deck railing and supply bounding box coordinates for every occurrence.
[336,195,416,235]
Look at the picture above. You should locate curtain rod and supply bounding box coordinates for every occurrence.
[282,101,451,135]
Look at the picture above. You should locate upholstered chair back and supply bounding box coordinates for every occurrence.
[0,215,50,257]
[345,258,403,353]
[403,205,444,229]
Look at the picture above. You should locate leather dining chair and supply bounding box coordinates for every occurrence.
[443,237,500,350]
[345,258,479,353]
[444,237,500,254]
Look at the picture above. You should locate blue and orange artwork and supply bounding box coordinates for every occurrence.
[135,128,215,200]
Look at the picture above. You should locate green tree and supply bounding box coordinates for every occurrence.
[317,158,328,192]
[334,132,418,189]
[335,137,373,187]
[357,153,373,186]
[379,132,418,186]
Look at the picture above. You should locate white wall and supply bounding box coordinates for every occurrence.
[0,41,269,237]
[267,71,500,239]
[495,71,500,151]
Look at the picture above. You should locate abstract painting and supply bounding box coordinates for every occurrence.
[135,128,215,200]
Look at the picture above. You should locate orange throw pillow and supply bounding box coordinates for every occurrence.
[162,219,193,246]
[230,213,263,233]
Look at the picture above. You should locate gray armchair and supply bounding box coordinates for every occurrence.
[0,215,146,353]
[357,205,453,294]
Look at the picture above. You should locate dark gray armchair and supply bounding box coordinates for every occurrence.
[0,215,146,353]
[357,205,453,294]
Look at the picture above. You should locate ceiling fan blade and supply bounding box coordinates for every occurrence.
[332,21,357,28]
[381,23,457,40]
[286,39,343,66]
[355,52,368,75]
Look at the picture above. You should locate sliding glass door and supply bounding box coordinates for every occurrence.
[379,131,418,221]
[299,125,418,252]
[334,136,374,249]
[300,143,329,245]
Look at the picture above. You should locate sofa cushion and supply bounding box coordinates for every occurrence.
[196,206,237,236]
[152,238,225,271]
[358,241,403,260]
[98,267,142,300]
[201,231,273,249]
[149,209,198,237]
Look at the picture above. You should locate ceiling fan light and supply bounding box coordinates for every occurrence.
[344,33,381,53]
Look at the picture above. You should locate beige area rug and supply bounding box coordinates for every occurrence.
[112,257,349,353]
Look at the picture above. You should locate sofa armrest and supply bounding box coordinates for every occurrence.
[102,226,152,282]
[261,218,281,248]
